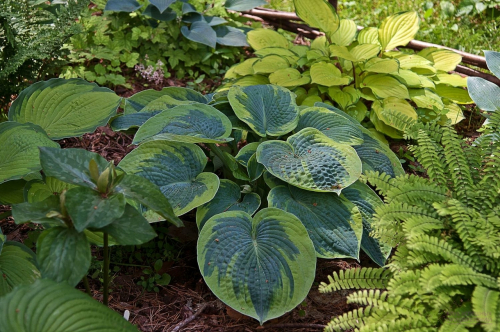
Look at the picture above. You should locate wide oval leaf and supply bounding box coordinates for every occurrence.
[310,62,351,86]
[228,85,299,137]
[0,180,26,205]
[269,68,311,87]
[214,26,248,47]
[257,128,362,194]
[362,74,410,99]
[247,29,290,51]
[252,55,289,74]
[269,185,363,259]
[378,11,419,51]
[9,78,121,140]
[198,208,316,324]
[435,84,473,104]
[101,204,157,245]
[124,87,207,114]
[132,103,233,144]
[418,48,461,72]
[119,141,219,216]
[149,0,176,13]
[104,0,141,11]
[225,0,267,11]
[330,19,357,46]
[467,77,500,112]
[181,21,217,49]
[25,177,76,203]
[485,50,500,78]
[0,278,139,331]
[294,0,339,36]
[0,242,40,297]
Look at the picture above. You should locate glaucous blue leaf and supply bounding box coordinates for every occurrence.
[181,21,217,49]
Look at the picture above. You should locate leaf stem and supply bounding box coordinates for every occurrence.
[83,275,91,296]
[103,232,110,306]
[352,61,356,87]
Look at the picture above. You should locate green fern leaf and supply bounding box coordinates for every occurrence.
[319,268,392,293]
[324,307,373,332]
[471,286,499,332]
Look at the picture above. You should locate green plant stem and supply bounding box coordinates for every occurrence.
[103,232,110,306]
[83,275,91,296]
[207,143,236,181]
[352,61,356,87]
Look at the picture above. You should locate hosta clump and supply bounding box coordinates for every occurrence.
[223,0,473,139]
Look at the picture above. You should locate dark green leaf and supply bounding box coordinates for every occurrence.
[0,242,40,296]
[101,204,157,245]
[0,180,27,204]
[12,195,63,225]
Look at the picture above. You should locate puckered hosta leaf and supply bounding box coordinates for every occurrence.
[311,62,351,86]
[378,11,419,51]
[198,208,316,324]
[362,58,399,74]
[485,50,500,78]
[330,19,357,46]
[296,106,364,145]
[132,103,233,144]
[294,0,340,36]
[8,78,121,140]
[119,141,219,216]
[0,122,59,184]
[269,68,311,87]
[409,88,445,110]
[467,77,500,111]
[357,27,380,45]
[252,55,289,74]
[268,185,362,259]
[372,97,417,133]
[436,84,473,104]
[196,179,261,230]
[0,242,40,297]
[0,279,139,332]
[257,128,362,194]
[327,86,360,110]
[362,74,410,99]
[228,84,299,137]
[124,87,207,114]
[180,21,217,49]
[25,177,76,203]
[418,47,462,72]
[247,28,289,51]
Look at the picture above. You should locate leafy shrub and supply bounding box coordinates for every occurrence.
[224,0,473,138]
[455,0,500,17]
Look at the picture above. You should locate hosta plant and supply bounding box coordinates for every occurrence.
[223,0,473,138]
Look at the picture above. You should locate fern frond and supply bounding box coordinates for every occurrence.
[319,268,392,293]
[409,129,447,185]
[440,264,499,289]
[475,110,500,155]
[439,303,479,332]
[363,171,400,196]
[325,307,373,332]
[403,216,444,238]
[471,286,499,332]
[405,121,443,142]
[419,264,447,293]
[358,317,435,332]
[474,146,500,212]
[385,180,447,206]
[381,110,417,133]
[387,270,421,296]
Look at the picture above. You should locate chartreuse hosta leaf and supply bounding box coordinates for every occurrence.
[310,62,351,87]
[371,97,417,138]
[228,85,299,137]
[0,279,139,332]
[329,44,381,62]
[257,128,362,194]
[0,241,40,296]
[198,208,316,324]
[8,78,121,140]
[441,101,465,125]
[362,74,410,99]
[358,27,380,45]
[132,103,233,144]
[196,179,261,231]
[252,55,290,74]
[0,122,59,184]
[247,29,290,51]
[341,181,391,266]
[328,86,360,110]
[293,0,339,37]
[269,185,363,259]
[418,47,462,72]
[435,85,473,104]
[362,58,400,74]
[119,141,219,216]
[269,68,311,87]
[378,11,419,51]
[330,19,357,46]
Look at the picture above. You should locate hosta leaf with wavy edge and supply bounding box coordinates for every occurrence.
[435,84,473,104]
[268,185,362,259]
[198,208,316,324]
[434,73,468,87]
[311,62,351,86]
[25,177,76,203]
[330,19,357,46]
[132,103,233,144]
[418,47,462,72]
[119,141,219,216]
[467,77,500,111]
[228,85,299,137]
[362,74,410,99]
[255,47,299,60]
[8,78,121,140]
[0,278,139,332]
[370,110,404,139]
[247,29,289,51]
[0,122,59,184]
[257,128,362,194]
[196,179,261,231]
[329,44,380,62]
[341,181,391,266]
[328,86,360,110]
[362,58,400,74]
[293,0,339,36]
[252,55,290,74]
[269,68,311,87]
[143,5,176,21]
[0,242,40,296]
[378,11,419,51]
[181,21,217,49]
[373,97,417,132]
[441,102,465,125]
[296,106,364,145]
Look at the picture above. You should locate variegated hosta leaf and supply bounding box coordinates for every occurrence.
[228,84,299,137]
[0,242,40,296]
[268,185,363,259]
[118,141,219,216]
[235,142,265,181]
[296,106,364,145]
[198,208,316,324]
[247,28,290,51]
[124,87,207,114]
[256,128,362,194]
[196,179,261,230]
[0,122,59,184]
[8,78,121,140]
[132,103,233,144]
[341,181,392,266]
[378,11,419,51]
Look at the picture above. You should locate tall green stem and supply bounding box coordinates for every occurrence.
[83,275,91,296]
[103,232,110,306]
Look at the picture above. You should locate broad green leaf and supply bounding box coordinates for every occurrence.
[124,87,207,114]
[233,75,270,87]
[263,171,287,189]
[198,208,316,324]
[25,177,75,203]
[0,242,40,296]
[181,21,217,49]
[329,44,380,62]
[84,230,118,247]
[392,53,436,74]
[214,26,248,47]
[36,227,90,286]
[311,36,330,55]
[257,128,362,194]
[373,97,417,132]
[327,86,360,110]
[0,279,139,331]
[467,77,500,111]
[294,0,340,36]
[196,179,261,230]
[0,122,59,184]
[330,19,357,46]
[346,100,368,122]
[409,88,444,110]
[234,143,265,181]
[12,195,63,225]
[391,69,426,87]
[434,73,468,87]
[311,62,351,86]
[224,0,267,11]
[253,55,289,74]
[0,180,26,205]
[341,181,391,266]
[110,112,161,132]
[235,142,260,166]
[370,109,404,139]
[132,103,233,144]
[268,185,362,259]
[297,106,364,145]
[182,14,227,26]
[9,78,121,140]
[232,58,258,76]
[255,47,299,59]
[435,84,473,104]
[485,50,500,78]
[65,187,126,232]
[148,0,175,13]
[101,204,157,245]
[119,141,219,216]
[269,68,311,87]
[362,74,410,99]
[247,154,265,181]
[247,29,289,51]
[357,27,380,45]
[362,58,399,74]
[441,102,465,125]
[378,11,419,51]
[301,95,323,107]
[228,85,299,137]
[418,47,462,72]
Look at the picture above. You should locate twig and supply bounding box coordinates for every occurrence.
[454,65,500,86]
[170,302,210,332]
[261,323,326,330]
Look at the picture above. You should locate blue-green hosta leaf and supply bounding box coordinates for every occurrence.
[196,179,261,231]
[294,0,339,36]
[101,204,157,245]
[183,13,227,26]
[268,185,363,259]
[235,142,260,166]
[247,154,265,181]
[198,208,316,324]
[181,21,217,49]
[0,242,40,296]
[296,106,364,145]
[124,87,207,114]
[119,141,219,216]
[36,227,90,286]
[143,5,176,21]
[0,227,5,253]
[0,279,139,332]
[110,112,162,132]
[25,177,76,203]
[467,77,500,112]
[341,181,391,266]
[485,50,500,78]
[214,26,248,47]
[182,2,197,14]
[224,0,267,11]
[234,143,265,181]
[133,103,233,144]
[257,128,362,194]
[228,85,299,137]
[0,180,27,205]
[104,0,141,11]
[263,171,287,189]
[9,78,121,140]
[149,0,176,13]
[0,122,59,184]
